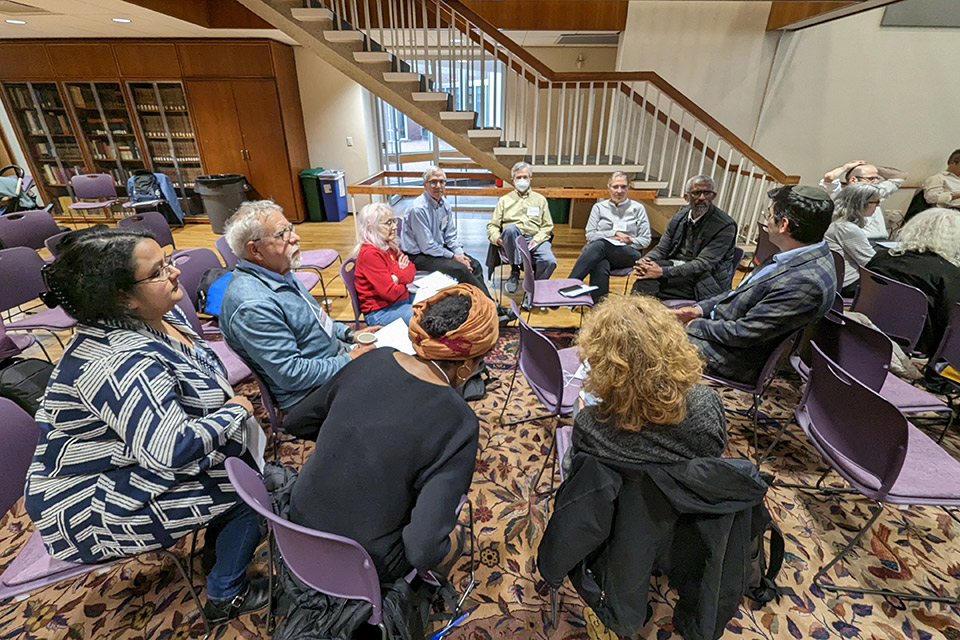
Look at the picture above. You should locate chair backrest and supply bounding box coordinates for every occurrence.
[517,314,566,414]
[929,302,960,374]
[728,246,745,287]
[800,343,908,499]
[339,257,362,329]
[0,397,41,517]
[215,236,239,269]
[224,458,384,624]
[174,286,206,336]
[725,328,802,395]
[515,236,537,299]
[798,311,891,392]
[44,230,71,258]
[174,248,223,308]
[0,209,62,251]
[249,367,285,434]
[829,249,845,289]
[752,222,776,267]
[117,211,176,250]
[850,266,929,352]
[0,246,48,311]
[70,173,118,200]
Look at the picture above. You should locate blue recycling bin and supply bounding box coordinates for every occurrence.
[317,170,348,222]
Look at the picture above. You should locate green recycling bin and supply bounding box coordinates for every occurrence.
[547,197,570,224]
[299,167,326,222]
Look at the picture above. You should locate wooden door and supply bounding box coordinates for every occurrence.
[232,79,297,216]
[184,80,247,177]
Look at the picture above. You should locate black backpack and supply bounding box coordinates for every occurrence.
[455,360,499,401]
[0,357,54,416]
[129,171,180,226]
[745,498,789,604]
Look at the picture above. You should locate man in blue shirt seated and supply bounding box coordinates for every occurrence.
[670,185,837,384]
[219,200,375,414]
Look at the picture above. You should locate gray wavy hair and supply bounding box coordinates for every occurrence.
[511,161,532,179]
[422,165,445,183]
[832,182,880,228]
[224,200,283,259]
[890,207,960,267]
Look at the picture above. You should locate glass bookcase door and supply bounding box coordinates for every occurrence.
[3,82,84,207]
[129,82,202,199]
[65,82,145,188]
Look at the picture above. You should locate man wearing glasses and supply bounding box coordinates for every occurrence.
[219,200,374,416]
[671,186,836,384]
[820,159,907,240]
[568,171,651,302]
[632,175,737,302]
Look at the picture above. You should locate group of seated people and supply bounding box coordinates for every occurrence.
[18,151,959,629]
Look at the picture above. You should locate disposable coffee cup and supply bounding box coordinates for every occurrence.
[356,332,377,345]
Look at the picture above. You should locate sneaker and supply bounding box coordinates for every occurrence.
[203,577,271,624]
[505,271,520,294]
[497,304,517,327]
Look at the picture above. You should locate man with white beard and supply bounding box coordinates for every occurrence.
[220,200,374,414]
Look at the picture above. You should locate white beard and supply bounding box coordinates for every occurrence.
[289,246,302,269]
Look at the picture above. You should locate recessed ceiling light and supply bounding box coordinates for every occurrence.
[112,17,131,23]
[5,19,27,25]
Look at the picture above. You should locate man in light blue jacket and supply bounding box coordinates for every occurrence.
[220,200,374,413]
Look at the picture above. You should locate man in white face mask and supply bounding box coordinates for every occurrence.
[486,161,556,293]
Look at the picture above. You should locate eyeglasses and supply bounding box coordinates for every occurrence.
[381,218,398,228]
[610,184,629,191]
[852,175,881,183]
[866,199,881,206]
[135,256,179,284]
[688,190,716,198]
[255,223,295,244]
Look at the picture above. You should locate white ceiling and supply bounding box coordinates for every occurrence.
[0,0,295,42]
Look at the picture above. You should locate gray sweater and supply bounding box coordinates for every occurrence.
[572,384,727,465]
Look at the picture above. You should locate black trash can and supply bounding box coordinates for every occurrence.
[195,174,250,234]
[299,167,326,222]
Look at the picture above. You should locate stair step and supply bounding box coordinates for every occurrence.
[633,180,669,190]
[290,7,333,21]
[383,72,421,83]
[412,92,449,102]
[493,146,528,156]
[467,129,502,139]
[655,197,686,206]
[354,51,392,63]
[439,111,476,122]
[323,31,364,43]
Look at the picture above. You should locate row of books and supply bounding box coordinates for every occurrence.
[83,117,132,136]
[32,140,82,162]
[89,139,141,162]
[132,86,188,111]
[139,114,194,138]
[66,85,126,111]
[148,139,199,158]
[40,164,82,186]
[7,86,64,111]
[21,110,73,136]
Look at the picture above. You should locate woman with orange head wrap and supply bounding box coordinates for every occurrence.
[283,284,499,581]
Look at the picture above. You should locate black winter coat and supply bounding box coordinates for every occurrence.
[537,454,771,640]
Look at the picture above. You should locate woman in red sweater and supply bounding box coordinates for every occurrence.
[354,203,417,325]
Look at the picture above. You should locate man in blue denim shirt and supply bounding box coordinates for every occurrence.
[220,200,375,413]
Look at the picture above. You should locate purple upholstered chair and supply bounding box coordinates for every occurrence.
[0,247,76,347]
[0,399,211,631]
[224,457,387,638]
[173,248,223,310]
[340,257,363,329]
[174,289,251,386]
[68,173,119,225]
[0,209,61,251]
[702,327,803,462]
[851,266,928,355]
[0,321,38,360]
[516,237,593,322]
[793,343,960,605]
[297,247,343,312]
[43,230,71,258]
[215,235,322,293]
[929,303,960,393]
[117,211,185,255]
[828,249,858,307]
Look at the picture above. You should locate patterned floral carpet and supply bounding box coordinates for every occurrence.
[2,327,960,640]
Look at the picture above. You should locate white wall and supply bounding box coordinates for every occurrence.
[525,46,619,72]
[294,47,380,211]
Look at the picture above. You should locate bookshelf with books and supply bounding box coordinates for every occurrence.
[129,82,201,196]
[64,82,146,186]
[1,82,86,209]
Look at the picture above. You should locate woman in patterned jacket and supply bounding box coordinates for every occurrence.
[23,227,268,623]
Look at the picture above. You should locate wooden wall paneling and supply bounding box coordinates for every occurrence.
[269,41,308,220]
[232,78,300,220]
[183,79,247,178]
[46,44,120,79]
[113,42,181,78]
[177,42,274,78]
[0,44,56,80]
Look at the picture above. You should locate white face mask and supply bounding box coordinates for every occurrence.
[514,177,531,193]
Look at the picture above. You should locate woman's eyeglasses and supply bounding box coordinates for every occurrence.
[135,256,179,284]
[381,218,398,228]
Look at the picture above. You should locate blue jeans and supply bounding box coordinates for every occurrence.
[365,297,414,326]
[205,502,262,601]
[498,224,557,279]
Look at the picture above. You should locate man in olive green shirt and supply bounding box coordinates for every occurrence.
[487,161,556,292]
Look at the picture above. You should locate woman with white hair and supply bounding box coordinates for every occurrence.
[866,207,960,355]
[354,202,417,325]
[824,182,880,296]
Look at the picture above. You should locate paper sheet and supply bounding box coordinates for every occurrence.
[412,271,458,291]
[372,317,416,355]
[246,416,266,472]
[603,237,626,247]
[876,240,898,249]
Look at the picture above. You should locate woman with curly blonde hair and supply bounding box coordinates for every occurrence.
[572,295,727,463]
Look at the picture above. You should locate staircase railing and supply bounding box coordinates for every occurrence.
[307,0,799,242]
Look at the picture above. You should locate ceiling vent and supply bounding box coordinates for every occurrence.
[0,1,54,15]
[554,33,620,46]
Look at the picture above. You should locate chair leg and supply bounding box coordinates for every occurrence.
[549,586,559,629]
[936,409,955,444]
[756,414,792,468]
[156,548,211,635]
[533,424,558,495]
[266,532,276,634]
[497,357,521,424]
[751,394,761,462]
[378,623,388,640]
[454,500,477,616]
